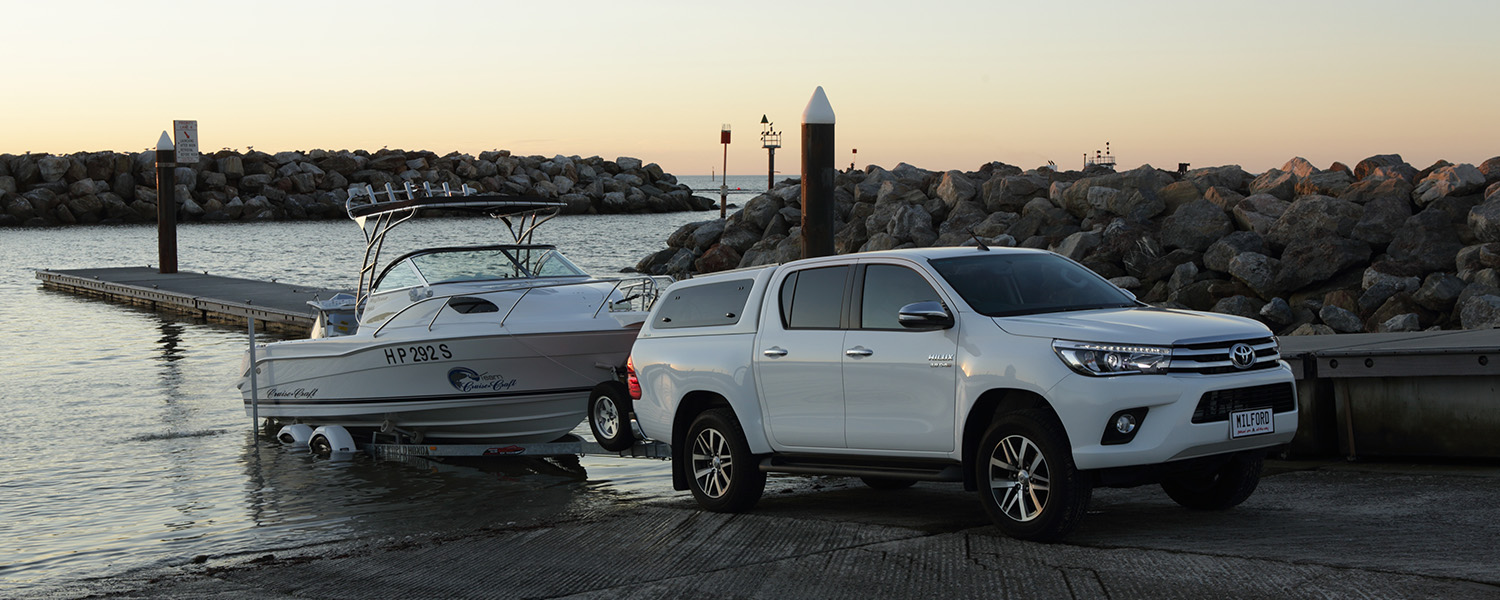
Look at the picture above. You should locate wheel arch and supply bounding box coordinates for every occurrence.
[961,388,1064,491]
[670,390,735,491]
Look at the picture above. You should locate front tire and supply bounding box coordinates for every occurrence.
[1161,452,1263,510]
[588,381,635,452]
[686,408,766,512]
[976,410,1092,542]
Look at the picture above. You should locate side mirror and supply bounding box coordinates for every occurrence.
[898,301,954,330]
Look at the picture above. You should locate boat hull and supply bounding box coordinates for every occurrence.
[242,328,636,442]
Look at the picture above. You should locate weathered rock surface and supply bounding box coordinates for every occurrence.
[0,149,715,227]
[634,153,1500,333]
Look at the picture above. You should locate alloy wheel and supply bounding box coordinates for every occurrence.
[988,434,1051,522]
[692,427,732,498]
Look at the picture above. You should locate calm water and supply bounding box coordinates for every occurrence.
[0,177,764,594]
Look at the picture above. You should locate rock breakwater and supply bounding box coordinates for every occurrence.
[636,155,1500,333]
[0,149,715,227]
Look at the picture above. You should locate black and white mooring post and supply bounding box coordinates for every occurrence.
[800,86,836,259]
[154,131,178,274]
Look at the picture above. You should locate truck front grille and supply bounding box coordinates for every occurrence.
[1191,382,1297,424]
[1168,336,1281,375]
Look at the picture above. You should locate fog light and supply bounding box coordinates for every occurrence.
[1101,408,1149,445]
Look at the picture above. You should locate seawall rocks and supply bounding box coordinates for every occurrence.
[636,154,1500,334]
[0,149,716,227]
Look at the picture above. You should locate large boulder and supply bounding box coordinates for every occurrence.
[1296,170,1353,198]
[1469,196,1500,243]
[936,171,978,207]
[981,173,1048,213]
[1385,207,1467,273]
[1160,199,1232,252]
[1479,156,1500,184]
[1185,165,1253,193]
[1413,273,1467,311]
[1413,164,1486,205]
[1227,252,1282,299]
[1281,157,1319,179]
[1339,176,1413,205]
[694,244,742,274]
[1353,154,1409,181]
[1274,236,1372,292]
[1458,294,1500,329]
[1349,194,1413,248]
[1231,194,1290,235]
[887,204,937,247]
[1264,195,1362,251]
[37,156,69,183]
[1203,231,1267,273]
[1248,169,1298,201]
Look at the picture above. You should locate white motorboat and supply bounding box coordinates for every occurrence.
[237,183,669,444]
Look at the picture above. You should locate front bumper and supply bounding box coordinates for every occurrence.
[1048,362,1298,471]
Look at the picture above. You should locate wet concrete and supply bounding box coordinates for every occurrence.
[35,460,1500,599]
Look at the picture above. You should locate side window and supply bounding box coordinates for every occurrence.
[860,264,940,330]
[653,279,753,329]
[372,261,423,293]
[781,266,848,329]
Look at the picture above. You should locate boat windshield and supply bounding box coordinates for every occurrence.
[373,247,587,292]
[929,252,1137,317]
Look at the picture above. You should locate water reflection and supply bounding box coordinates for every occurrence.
[236,431,592,548]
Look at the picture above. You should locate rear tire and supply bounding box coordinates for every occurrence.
[686,408,766,512]
[1161,452,1263,510]
[976,409,1091,542]
[588,381,635,452]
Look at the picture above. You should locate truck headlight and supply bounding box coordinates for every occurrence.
[1053,340,1170,376]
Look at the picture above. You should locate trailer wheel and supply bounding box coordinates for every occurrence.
[588,381,635,452]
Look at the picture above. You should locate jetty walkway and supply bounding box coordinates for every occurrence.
[36,267,347,335]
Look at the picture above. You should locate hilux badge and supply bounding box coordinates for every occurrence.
[1229,343,1256,369]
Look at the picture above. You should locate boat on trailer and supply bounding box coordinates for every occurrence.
[237,182,670,447]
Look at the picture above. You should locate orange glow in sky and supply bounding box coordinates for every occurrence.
[2,0,1495,175]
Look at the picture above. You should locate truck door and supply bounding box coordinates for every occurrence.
[842,262,959,452]
[754,265,851,449]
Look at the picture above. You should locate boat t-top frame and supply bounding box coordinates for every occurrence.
[344,181,566,313]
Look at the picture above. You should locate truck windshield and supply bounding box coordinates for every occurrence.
[930,253,1137,317]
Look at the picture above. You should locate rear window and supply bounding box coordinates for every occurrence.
[652,279,754,329]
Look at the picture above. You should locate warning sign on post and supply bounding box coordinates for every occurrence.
[173,120,199,165]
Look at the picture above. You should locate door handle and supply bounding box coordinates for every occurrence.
[762,347,788,357]
[845,347,873,357]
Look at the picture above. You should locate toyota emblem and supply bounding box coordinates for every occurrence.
[1229,343,1256,369]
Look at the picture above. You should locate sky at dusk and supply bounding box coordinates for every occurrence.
[3,0,1495,177]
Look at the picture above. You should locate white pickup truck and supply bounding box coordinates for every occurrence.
[622,246,1297,541]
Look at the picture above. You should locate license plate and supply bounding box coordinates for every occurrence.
[1230,408,1274,439]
